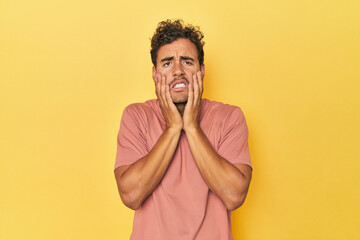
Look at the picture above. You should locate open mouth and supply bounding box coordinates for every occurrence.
[170,78,189,92]
[173,82,186,89]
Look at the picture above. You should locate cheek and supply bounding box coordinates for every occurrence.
[157,67,167,74]
[157,68,171,80]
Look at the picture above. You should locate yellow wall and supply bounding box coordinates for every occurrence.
[1,0,359,239]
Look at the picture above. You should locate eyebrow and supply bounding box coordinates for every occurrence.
[180,56,195,61]
[160,56,195,62]
[160,56,174,62]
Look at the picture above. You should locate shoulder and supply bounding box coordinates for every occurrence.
[202,98,245,120]
[119,100,159,133]
[123,99,159,117]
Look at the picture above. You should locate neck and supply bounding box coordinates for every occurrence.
[175,103,186,116]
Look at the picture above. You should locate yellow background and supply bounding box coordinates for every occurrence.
[1,0,359,239]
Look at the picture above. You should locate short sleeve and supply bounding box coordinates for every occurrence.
[114,105,149,171]
[217,107,252,169]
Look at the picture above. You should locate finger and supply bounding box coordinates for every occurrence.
[152,68,156,82]
[164,77,175,111]
[160,75,167,107]
[155,74,161,100]
[197,71,203,96]
[165,84,176,110]
[156,74,166,108]
[154,74,159,95]
[187,78,194,106]
[192,73,199,104]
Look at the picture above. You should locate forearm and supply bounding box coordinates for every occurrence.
[116,127,181,210]
[185,126,251,211]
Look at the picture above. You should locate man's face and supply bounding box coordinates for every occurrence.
[153,38,205,104]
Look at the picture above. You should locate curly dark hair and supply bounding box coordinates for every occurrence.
[150,19,205,67]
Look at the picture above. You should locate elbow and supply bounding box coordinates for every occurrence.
[116,180,143,210]
[224,193,248,211]
[122,199,142,211]
[224,173,252,211]
[114,169,143,210]
[119,192,143,210]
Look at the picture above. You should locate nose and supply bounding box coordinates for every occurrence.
[173,61,184,77]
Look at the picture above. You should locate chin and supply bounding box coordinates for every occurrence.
[172,95,188,104]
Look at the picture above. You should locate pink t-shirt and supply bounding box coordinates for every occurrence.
[115,98,252,240]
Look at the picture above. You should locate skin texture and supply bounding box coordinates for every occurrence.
[115,38,252,211]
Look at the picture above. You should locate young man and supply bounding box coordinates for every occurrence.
[114,19,252,240]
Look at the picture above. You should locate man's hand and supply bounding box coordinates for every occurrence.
[182,70,252,211]
[183,71,203,132]
[154,73,183,131]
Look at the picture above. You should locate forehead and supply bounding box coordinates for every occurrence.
[157,38,198,60]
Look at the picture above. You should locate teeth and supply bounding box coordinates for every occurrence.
[174,83,186,88]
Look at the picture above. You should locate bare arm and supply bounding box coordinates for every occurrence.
[114,74,183,210]
[114,127,181,210]
[185,127,252,211]
[183,71,252,211]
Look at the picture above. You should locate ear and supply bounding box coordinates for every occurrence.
[200,64,205,79]
[152,66,156,82]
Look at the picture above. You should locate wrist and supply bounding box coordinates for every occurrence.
[183,123,201,134]
[165,125,183,134]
